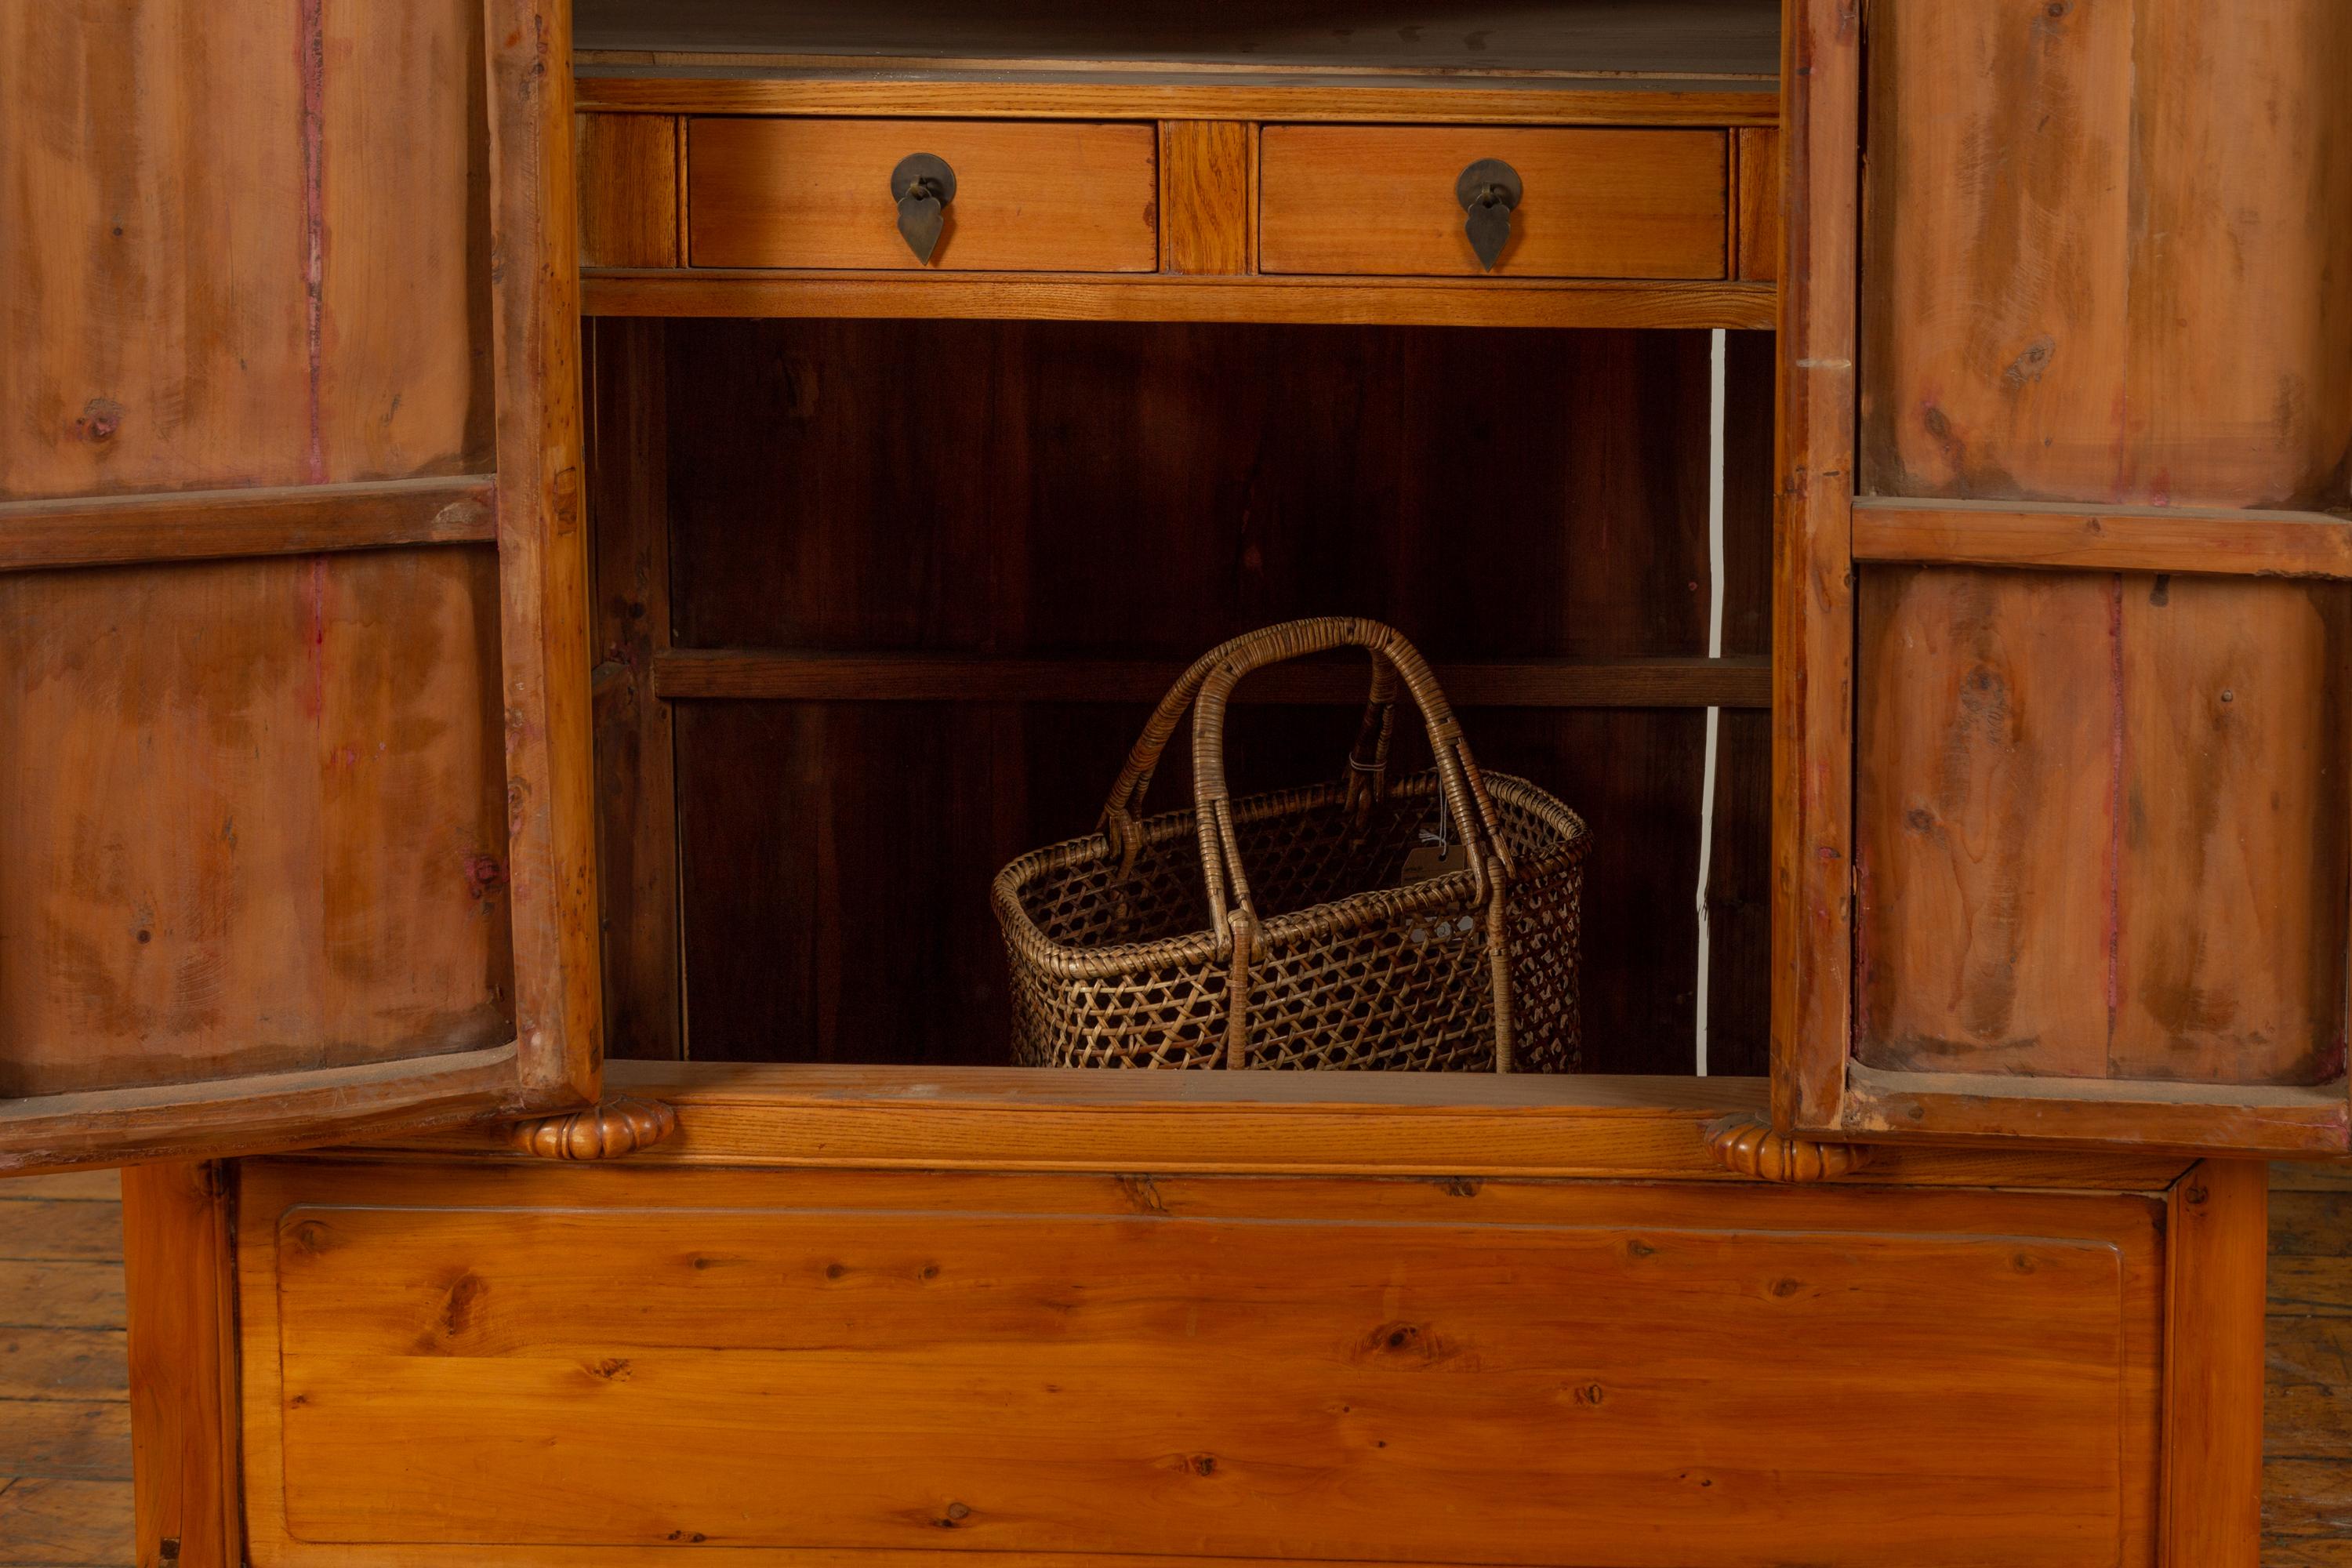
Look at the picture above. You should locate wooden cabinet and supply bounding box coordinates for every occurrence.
[0,1,2330,1563]
[143,1069,2261,1568]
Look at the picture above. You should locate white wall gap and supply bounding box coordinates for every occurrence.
[1693,329,1727,1076]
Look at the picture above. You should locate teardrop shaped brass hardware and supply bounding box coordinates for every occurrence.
[891,153,957,264]
[1454,158,1523,272]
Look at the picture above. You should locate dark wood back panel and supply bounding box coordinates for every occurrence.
[622,318,1769,1072]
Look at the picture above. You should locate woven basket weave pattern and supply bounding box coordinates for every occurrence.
[996,619,1588,1073]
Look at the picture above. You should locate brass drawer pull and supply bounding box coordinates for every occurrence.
[1455,158,1523,271]
[891,152,957,263]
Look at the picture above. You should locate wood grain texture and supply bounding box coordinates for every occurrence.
[1260,125,1725,279]
[1732,125,1778,281]
[0,1477,135,1566]
[120,1163,238,1568]
[1771,0,1860,1133]
[0,1329,126,1403]
[572,0,1787,78]
[318,0,494,486]
[371,1060,2198,1192]
[1860,0,2352,512]
[234,1155,2164,1566]
[654,651,1770,708]
[1853,497,2352,580]
[0,1264,123,1334]
[0,0,595,1168]
[0,477,497,572]
[1157,121,1253,275]
[585,268,1778,329]
[485,0,605,1115]
[0,1203,121,1265]
[1856,567,2351,1092]
[585,321,681,1061]
[579,71,1783,129]
[2166,1160,2269,1566]
[688,117,1158,272]
[0,554,515,1099]
[576,113,681,268]
[2268,1163,2352,1562]
[0,0,310,501]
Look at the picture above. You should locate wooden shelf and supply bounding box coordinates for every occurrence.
[576,71,1779,129]
[585,270,1777,328]
[648,649,1771,709]
[575,0,1783,89]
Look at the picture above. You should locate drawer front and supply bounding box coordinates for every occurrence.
[1261,125,1727,279]
[243,1160,2161,1566]
[688,117,1159,272]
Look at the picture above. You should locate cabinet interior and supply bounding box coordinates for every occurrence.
[583,318,1778,1077]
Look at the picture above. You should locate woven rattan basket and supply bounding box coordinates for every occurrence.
[993,619,1589,1072]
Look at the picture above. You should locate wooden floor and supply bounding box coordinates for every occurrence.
[1,1164,2348,1566]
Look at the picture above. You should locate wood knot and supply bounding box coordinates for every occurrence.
[74,397,123,442]
[1704,1114,1871,1183]
[508,1096,677,1160]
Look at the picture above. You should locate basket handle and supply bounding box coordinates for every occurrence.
[1098,626,1403,875]
[1184,619,1512,938]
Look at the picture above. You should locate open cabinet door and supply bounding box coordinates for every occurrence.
[1777,0,2352,1154]
[0,0,597,1172]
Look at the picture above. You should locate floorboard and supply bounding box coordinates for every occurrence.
[0,1174,131,1566]
[2272,1162,2352,1563]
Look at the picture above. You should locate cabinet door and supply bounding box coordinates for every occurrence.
[1777,0,2352,1152]
[0,0,598,1172]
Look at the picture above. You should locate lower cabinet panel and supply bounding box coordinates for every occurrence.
[236,1160,2164,1567]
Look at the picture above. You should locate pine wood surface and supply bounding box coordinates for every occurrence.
[583,269,1778,330]
[0,0,598,1171]
[1853,498,2352,582]
[7,1155,2345,1562]
[688,118,1160,273]
[1259,125,1726,280]
[1854,567,2352,1091]
[236,1155,2169,1565]
[577,73,1779,131]
[576,114,681,270]
[1157,122,1254,276]
[572,0,1785,79]
[1859,1,2352,514]
[1769,0,1858,1135]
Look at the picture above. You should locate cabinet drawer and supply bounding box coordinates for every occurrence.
[1260,125,1727,279]
[687,118,1159,272]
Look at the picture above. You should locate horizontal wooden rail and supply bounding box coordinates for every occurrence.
[1852,495,2352,579]
[0,475,498,572]
[584,270,1777,330]
[574,71,1780,128]
[652,649,1770,709]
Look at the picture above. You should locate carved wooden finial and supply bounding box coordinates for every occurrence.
[509,1097,677,1161]
[1705,1114,1872,1183]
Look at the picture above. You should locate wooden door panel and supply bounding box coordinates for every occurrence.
[1859,0,2352,511]
[0,0,595,1170]
[242,1162,2163,1567]
[0,553,513,1097]
[1857,566,2351,1091]
[1780,0,2352,1150]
